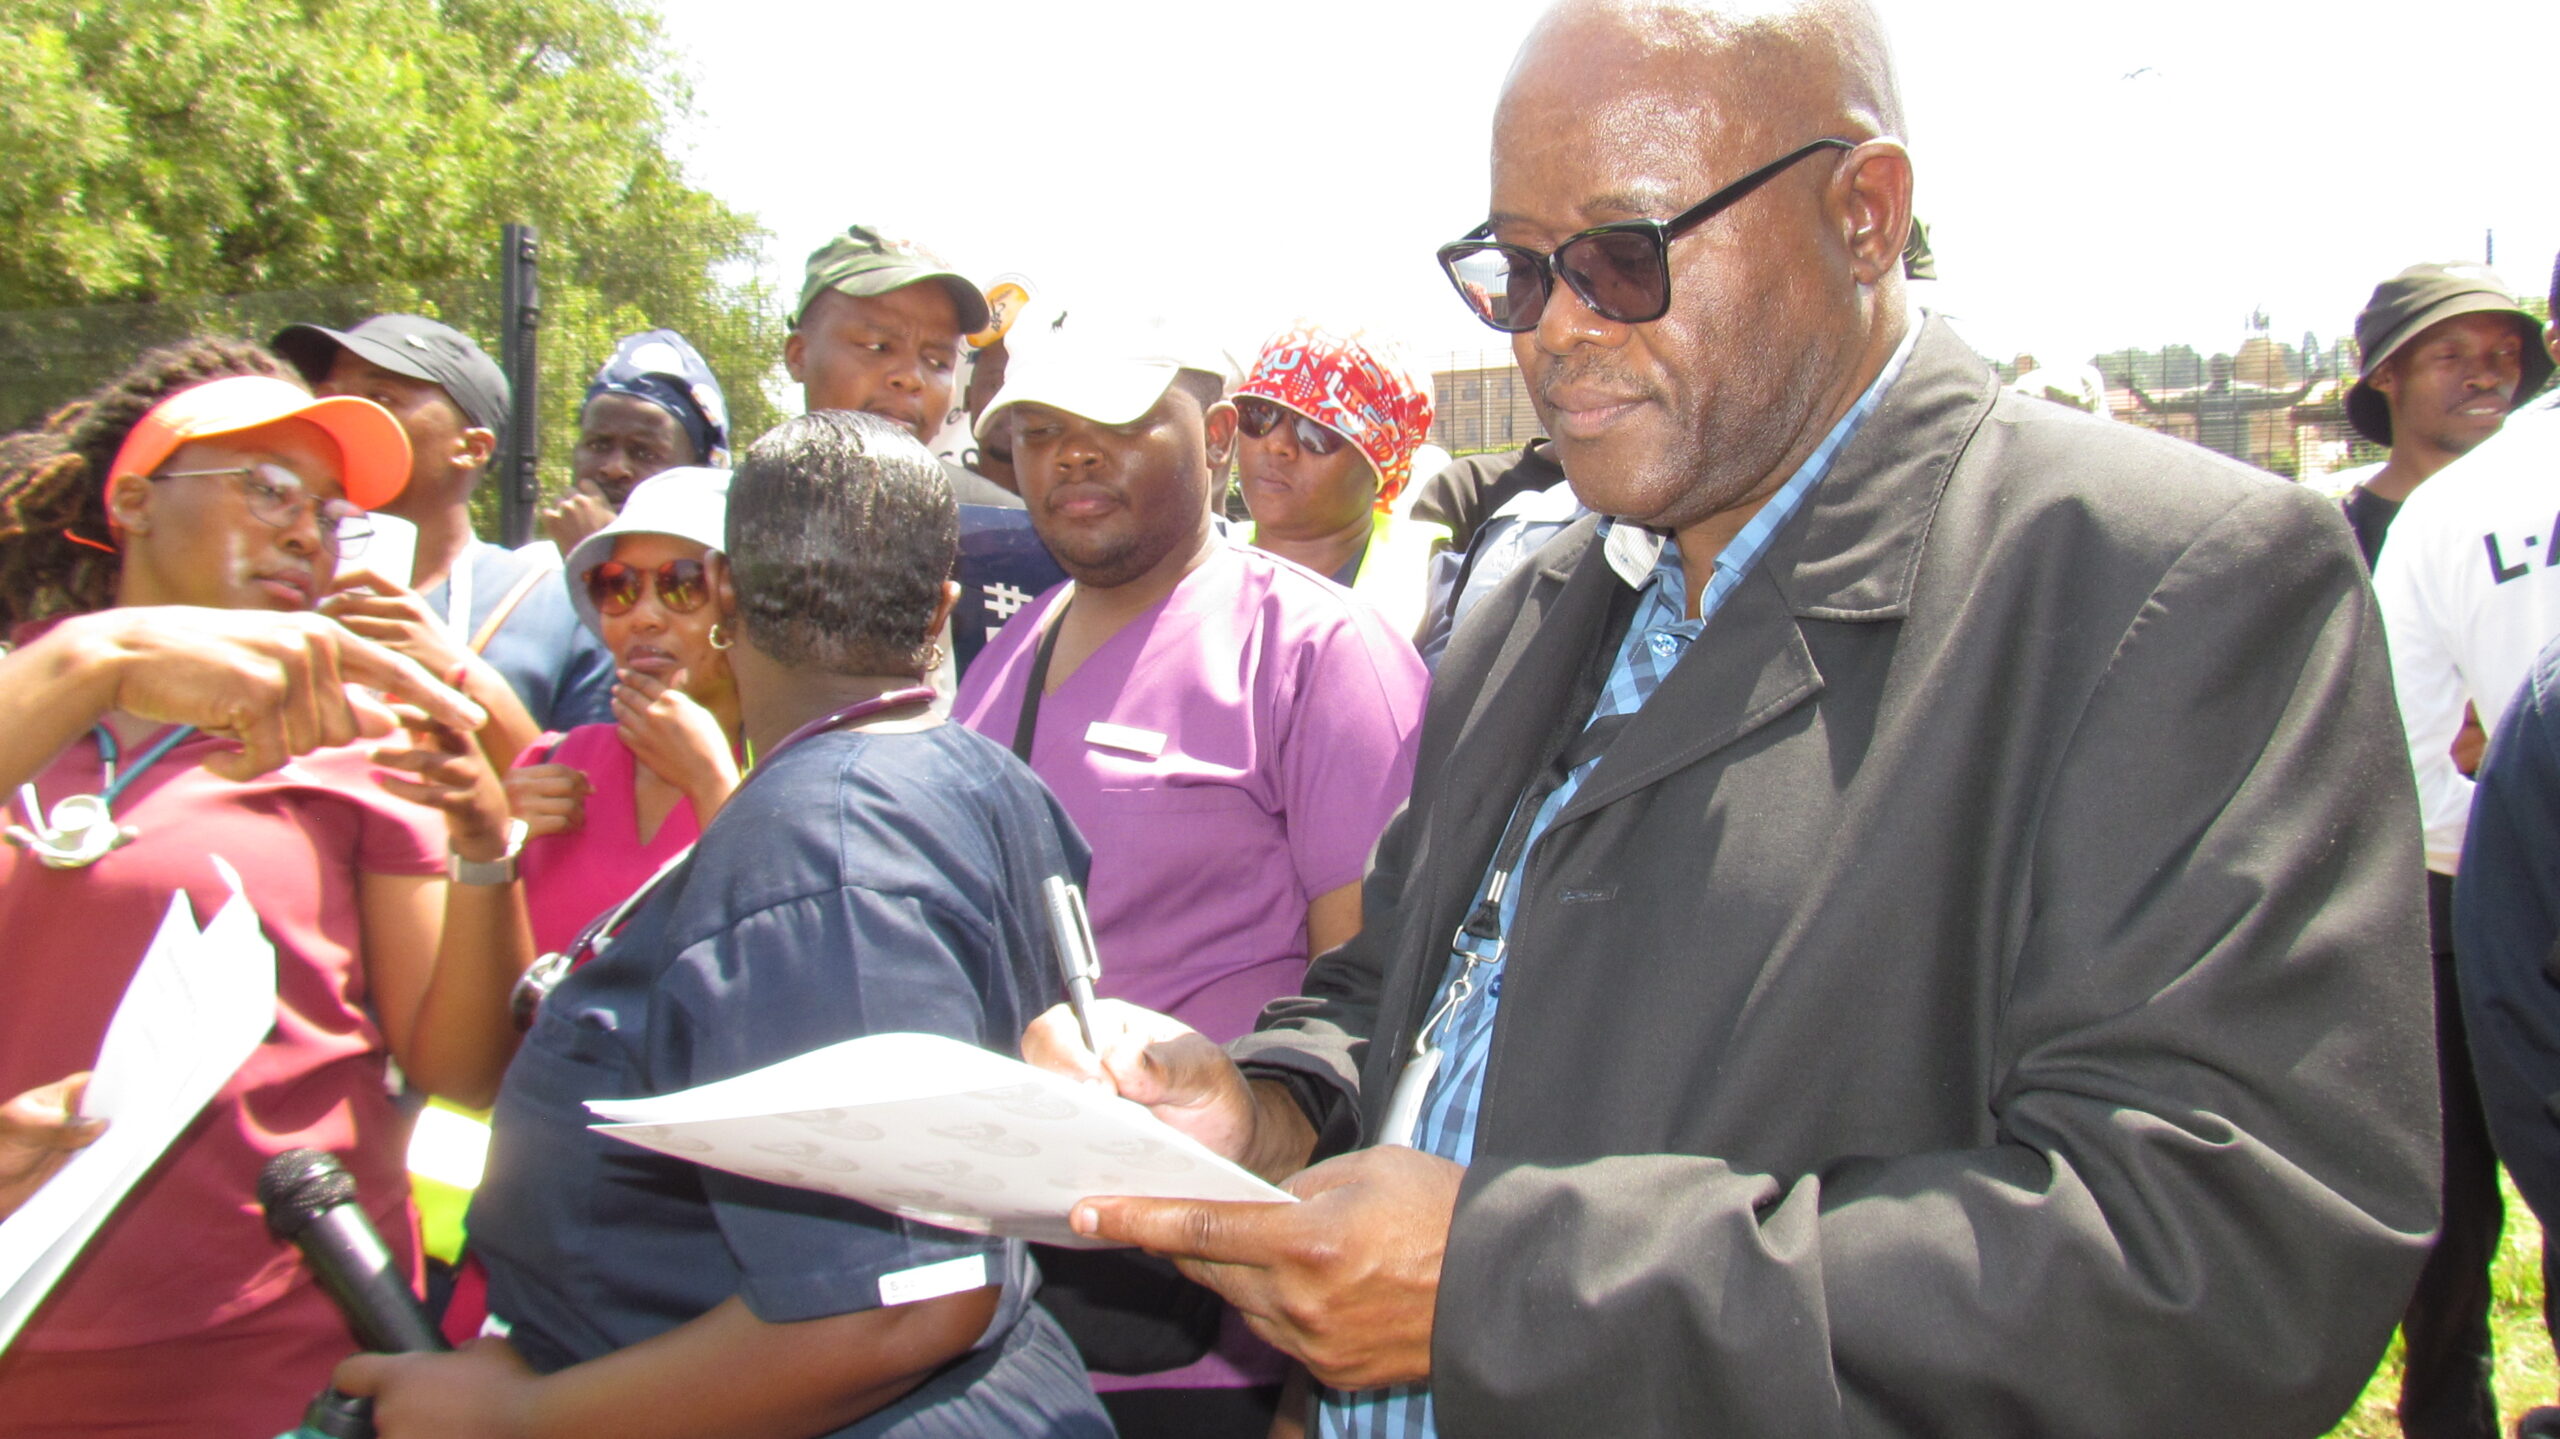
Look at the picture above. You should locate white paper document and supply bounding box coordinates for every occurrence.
[590,1031,1295,1247]
[0,859,278,1353]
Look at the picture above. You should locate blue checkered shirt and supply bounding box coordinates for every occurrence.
[1321,327,1916,1439]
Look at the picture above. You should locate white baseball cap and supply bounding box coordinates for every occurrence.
[973,313,1235,441]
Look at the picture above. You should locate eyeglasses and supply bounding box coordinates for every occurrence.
[584,557,710,617]
[153,464,372,558]
[1234,396,1351,458]
[1436,138,1856,334]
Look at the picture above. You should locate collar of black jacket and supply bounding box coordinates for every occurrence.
[1530,314,1993,626]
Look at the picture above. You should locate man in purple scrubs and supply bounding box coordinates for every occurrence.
[953,324,1428,1435]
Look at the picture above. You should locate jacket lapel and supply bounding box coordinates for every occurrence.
[1556,562,1822,824]
[1375,521,1622,1065]
[1554,316,1996,821]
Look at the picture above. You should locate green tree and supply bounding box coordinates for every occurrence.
[0,0,781,531]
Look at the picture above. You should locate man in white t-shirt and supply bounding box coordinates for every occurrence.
[2340,265,2549,569]
[2364,257,2556,1439]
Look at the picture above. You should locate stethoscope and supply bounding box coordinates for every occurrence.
[6,724,198,869]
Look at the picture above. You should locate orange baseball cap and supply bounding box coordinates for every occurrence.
[107,375,413,511]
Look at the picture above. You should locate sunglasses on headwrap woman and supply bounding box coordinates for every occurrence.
[1436,138,1855,333]
[583,558,710,617]
[1234,396,1352,457]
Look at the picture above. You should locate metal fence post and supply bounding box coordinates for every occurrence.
[495,223,541,547]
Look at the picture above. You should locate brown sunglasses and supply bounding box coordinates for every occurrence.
[584,558,709,617]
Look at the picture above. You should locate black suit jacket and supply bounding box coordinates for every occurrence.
[1234,317,2439,1437]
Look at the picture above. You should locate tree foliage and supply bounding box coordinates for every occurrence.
[0,0,781,523]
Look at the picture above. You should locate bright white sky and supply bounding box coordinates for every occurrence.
[652,0,2559,377]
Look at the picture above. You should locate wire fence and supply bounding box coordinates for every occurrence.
[1,232,784,542]
[1427,303,2555,485]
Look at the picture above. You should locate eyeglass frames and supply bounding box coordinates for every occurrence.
[152,464,373,558]
[1234,396,1352,458]
[584,558,710,617]
[1436,138,1856,334]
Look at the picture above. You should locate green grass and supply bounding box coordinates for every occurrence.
[2327,1172,2556,1438]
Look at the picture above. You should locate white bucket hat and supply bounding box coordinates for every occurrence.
[563,466,731,637]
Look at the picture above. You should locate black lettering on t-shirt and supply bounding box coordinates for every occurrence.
[2487,533,2531,585]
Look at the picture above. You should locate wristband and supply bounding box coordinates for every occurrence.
[450,817,529,885]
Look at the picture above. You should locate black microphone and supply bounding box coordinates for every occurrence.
[258,1147,448,1355]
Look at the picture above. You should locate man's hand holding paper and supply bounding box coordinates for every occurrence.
[1023,997,1457,1390]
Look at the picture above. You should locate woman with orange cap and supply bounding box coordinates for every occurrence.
[0,340,533,1437]
[1232,322,1448,639]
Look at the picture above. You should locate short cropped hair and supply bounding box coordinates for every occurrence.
[726,410,957,677]
[1172,367,1227,411]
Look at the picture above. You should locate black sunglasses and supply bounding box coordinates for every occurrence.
[1234,396,1351,457]
[1436,138,1856,334]
[584,558,709,617]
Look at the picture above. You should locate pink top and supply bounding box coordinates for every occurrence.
[515,724,703,958]
[0,730,443,1353]
[954,541,1427,1393]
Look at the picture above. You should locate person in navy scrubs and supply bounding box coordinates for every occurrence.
[338,410,1113,1438]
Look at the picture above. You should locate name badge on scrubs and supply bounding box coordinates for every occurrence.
[880,1253,988,1307]
[1084,721,1166,759]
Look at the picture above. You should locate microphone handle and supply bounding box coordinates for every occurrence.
[296,1204,448,1354]
[272,1203,446,1436]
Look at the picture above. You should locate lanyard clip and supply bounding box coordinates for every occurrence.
[1453,869,1510,955]
[1449,923,1503,970]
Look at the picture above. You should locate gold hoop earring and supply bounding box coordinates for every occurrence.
[922,642,945,673]
[707,622,734,651]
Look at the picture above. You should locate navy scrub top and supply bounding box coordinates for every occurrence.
[470,720,1111,1438]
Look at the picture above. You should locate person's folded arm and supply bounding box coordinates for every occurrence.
[0,606,481,790]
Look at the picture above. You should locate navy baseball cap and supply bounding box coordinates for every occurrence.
[273,314,513,435]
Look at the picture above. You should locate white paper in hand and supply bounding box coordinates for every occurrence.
[0,858,278,1354]
[590,1031,1294,1247]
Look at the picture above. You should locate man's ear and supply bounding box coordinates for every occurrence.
[1202,399,1239,469]
[2544,320,2558,370]
[783,328,807,384]
[2369,354,2402,401]
[104,471,155,539]
[458,426,498,472]
[1834,140,1915,287]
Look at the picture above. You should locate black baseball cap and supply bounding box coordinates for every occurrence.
[2347,264,2548,446]
[272,314,513,435]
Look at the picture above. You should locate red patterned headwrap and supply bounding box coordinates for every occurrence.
[1234,322,1436,505]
